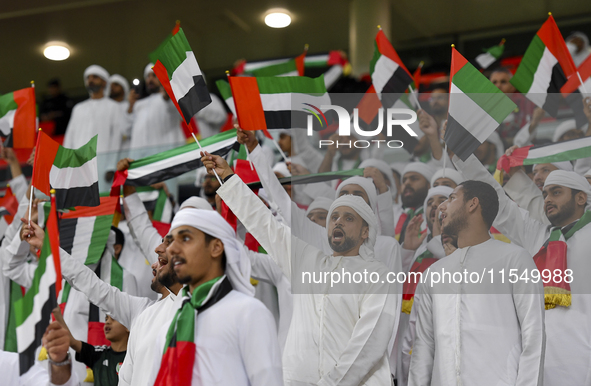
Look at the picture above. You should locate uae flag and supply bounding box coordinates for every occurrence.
[370,29,413,109]
[153,28,211,125]
[113,129,239,187]
[561,54,591,95]
[136,186,174,223]
[40,196,118,266]
[149,20,181,64]
[0,185,18,224]
[216,79,237,116]
[228,75,330,131]
[32,131,99,209]
[510,14,577,118]
[248,49,306,77]
[15,195,61,375]
[246,168,365,190]
[0,87,36,148]
[495,136,591,182]
[445,46,517,161]
[475,39,506,69]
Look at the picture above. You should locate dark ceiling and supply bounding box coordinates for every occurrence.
[2,0,591,97]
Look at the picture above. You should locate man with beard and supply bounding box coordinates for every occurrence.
[396,186,452,386]
[203,151,398,386]
[63,65,124,156]
[125,63,184,156]
[408,180,545,386]
[201,172,221,208]
[455,153,591,386]
[148,208,283,385]
[395,162,435,244]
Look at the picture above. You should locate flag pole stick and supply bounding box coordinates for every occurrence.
[408,85,422,110]
[28,185,34,225]
[271,136,289,162]
[442,143,448,177]
[192,133,223,185]
[577,71,589,95]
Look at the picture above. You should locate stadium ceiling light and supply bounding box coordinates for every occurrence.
[264,9,291,28]
[43,42,70,61]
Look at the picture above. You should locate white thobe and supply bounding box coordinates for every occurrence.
[409,238,546,386]
[455,153,591,386]
[218,175,398,386]
[504,170,550,225]
[123,192,161,265]
[63,98,124,154]
[126,93,184,154]
[118,291,180,386]
[148,279,284,386]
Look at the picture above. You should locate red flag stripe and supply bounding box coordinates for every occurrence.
[32,131,60,195]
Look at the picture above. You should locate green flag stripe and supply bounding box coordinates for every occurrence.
[152,190,169,220]
[251,59,297,77]
[510,35,546,93]
[110,258,124,291]
[0,93,17,118]
[486,44,504,59]
[452,64,517,124]
[369,41,380,76]
[175,305,195,343]
[129,129,237,169]
[524,146,591,165]
[216,79,233,100]
[53,136,97,169]
[4,280,23,351]
[156,29,192,79]
[86,215,114,264]
[255,75,327,95]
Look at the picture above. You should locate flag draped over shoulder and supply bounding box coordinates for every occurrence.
[370,29,413,109]
[32,131,99,209]
[228,75,330,132]
[0,87,36,148]
[445,46,517,161]
[153,28,212,125]
[113,129,239,187]
[510,14,578,118]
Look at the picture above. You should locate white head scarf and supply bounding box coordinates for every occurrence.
[170,208,255,296]
[327,195,378,260]
[552,120,577,143]
[360,159,397,197]
[585,168,591,178]
[423,186,453,213]
[430,168,464,187]
[485,131,505,160]
[179,196,213,211]
[548,161,574,172]
[335,176,377,212]
[144,63,155,80]
[544,170,591,207]
[83,65,109,84]
[273,162,291,177]
[402,162,436,185]
[305,197,334,216]
[108,74,129,99]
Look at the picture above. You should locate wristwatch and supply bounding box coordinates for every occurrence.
[48,352,71,366]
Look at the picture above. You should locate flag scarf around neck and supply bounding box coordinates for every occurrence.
[136,186,173,223]
[561,53,591,95]
[15,200,61,375]
[0,185,18,223]
[475,39,505,69]
[533,211,591,309]
[227,75,330,132]
[153,28,212,125]
[113,129,239,187]
[0,87,36,148]
[32,131,99,209]
[402,254,438,314]
[370,29,413,109]
[510,14,577,117]
[155,277,232,386]
[493,136,591,183]
[445,47,517,161]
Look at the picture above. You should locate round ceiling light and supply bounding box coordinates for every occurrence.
[264,10,291,28]
[43,42,70,61]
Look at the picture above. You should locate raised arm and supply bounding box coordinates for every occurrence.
[207,152,293,278]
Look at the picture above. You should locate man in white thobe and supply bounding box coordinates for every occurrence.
[205,152,398,385]
[62,65,124,159]
[408,180,545,386]
[455,153,591,385]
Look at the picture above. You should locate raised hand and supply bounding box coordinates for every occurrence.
[236,127,258,152]
[402,214,427,251]
[201,151,233,180]
[20,218,45,251]
[363,166,388,194]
